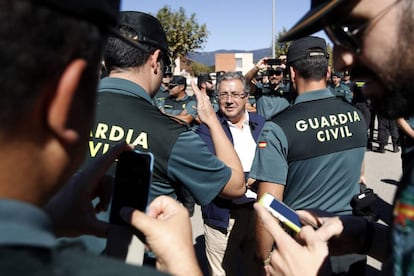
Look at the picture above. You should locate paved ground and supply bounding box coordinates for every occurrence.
[189,138,402,275]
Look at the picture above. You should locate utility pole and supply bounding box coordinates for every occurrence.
[272,0,276,58]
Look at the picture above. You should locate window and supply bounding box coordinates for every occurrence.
[235,58,242,68]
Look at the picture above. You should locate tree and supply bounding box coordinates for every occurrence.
[190,61,211,77]
[275,27,333,66]
[326,43,333,68]
[156,6,209,65]
[275,27,290,58]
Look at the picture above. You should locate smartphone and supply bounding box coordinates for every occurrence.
[109,150,154,226]
[266,58,282,66]
[259,192,302,233]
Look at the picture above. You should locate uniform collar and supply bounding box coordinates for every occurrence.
[98,77,153,104]
[0,199,56,248]
[294,88,335,105]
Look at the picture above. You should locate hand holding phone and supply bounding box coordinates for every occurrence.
[259,193,319,234]
[266,58,282,66]
[109,150,154,226]
[259,193,302,233]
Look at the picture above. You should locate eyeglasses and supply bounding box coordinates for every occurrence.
[269,71,283,76]
[324,0,402,54]
[217,92,247,99]
[168,84,178,89]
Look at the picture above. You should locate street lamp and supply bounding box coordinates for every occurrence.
[272,0,276,58]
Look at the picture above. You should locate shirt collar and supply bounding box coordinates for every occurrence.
[0,199,56,248]
[98,77,153,104]
[293,88,335,105]
[226,111,250,128]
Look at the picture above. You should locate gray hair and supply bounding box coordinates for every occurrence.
[215,71,249,94]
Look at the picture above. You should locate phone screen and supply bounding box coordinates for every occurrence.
[259,193,302,233]
[268,197,302,230]
[109,150,154,226]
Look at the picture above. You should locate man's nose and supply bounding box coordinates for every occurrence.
[333,45,356,72]
[225,98,234,105]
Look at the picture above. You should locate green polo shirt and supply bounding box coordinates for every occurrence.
[0,199,166,275]
[250,89,366,214]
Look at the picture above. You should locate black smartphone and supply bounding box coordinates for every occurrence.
[266,58,282,66]
[109,150,154,226]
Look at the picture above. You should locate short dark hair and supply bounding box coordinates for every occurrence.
[290,54,328,81]
[104,25,158,72]
[0,0,104,132]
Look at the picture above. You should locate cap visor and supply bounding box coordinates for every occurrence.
[279,0,344,42]
[106,27,171,66]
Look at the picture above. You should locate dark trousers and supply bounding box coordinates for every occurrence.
[355,102,371,131]
[355,101,372,148]
[399,131,414,174]
[378,116,399,147]
[330,254,367,275]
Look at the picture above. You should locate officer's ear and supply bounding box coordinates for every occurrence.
[289,66,296,83]
[47,59,87,144]
[326,66,332,81]
[150,49,163,75]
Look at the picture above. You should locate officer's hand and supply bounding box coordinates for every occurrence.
[123,196,203,276]
[45,142,133,238]
[191,81,217,126]
[256,57,270,70]
[254,203,332,276]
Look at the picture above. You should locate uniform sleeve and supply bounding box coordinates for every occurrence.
[167,131,231,205]
[249,121,289,185]
[195,123,216,154]
[184,98,198,118]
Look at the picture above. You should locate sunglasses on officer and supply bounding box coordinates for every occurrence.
[268,70,283,76]
[168,84,178,89]
[324,0,402,54]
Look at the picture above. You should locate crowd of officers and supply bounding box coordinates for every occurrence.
[145,55,407,275]
[93,11,410,275]
[153,62,406,156]
[9,1,414,275]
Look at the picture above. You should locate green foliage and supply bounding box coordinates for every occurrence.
[156,6,209,63]
[275,27,290,57]
[275,27,333,67]
[326,43,333,68]
[190,61,211,76]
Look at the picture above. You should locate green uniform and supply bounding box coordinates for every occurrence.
[82,77,231,253]
[0,200,166,276]
[254,82,290,119]
[250,89,366,213]
[152,87,169,109]
[91,77,230,204]
[329,83,353,104]
[250,88,368,274]
[164,94,197,120]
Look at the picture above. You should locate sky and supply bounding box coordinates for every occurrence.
[120,0,328,52]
